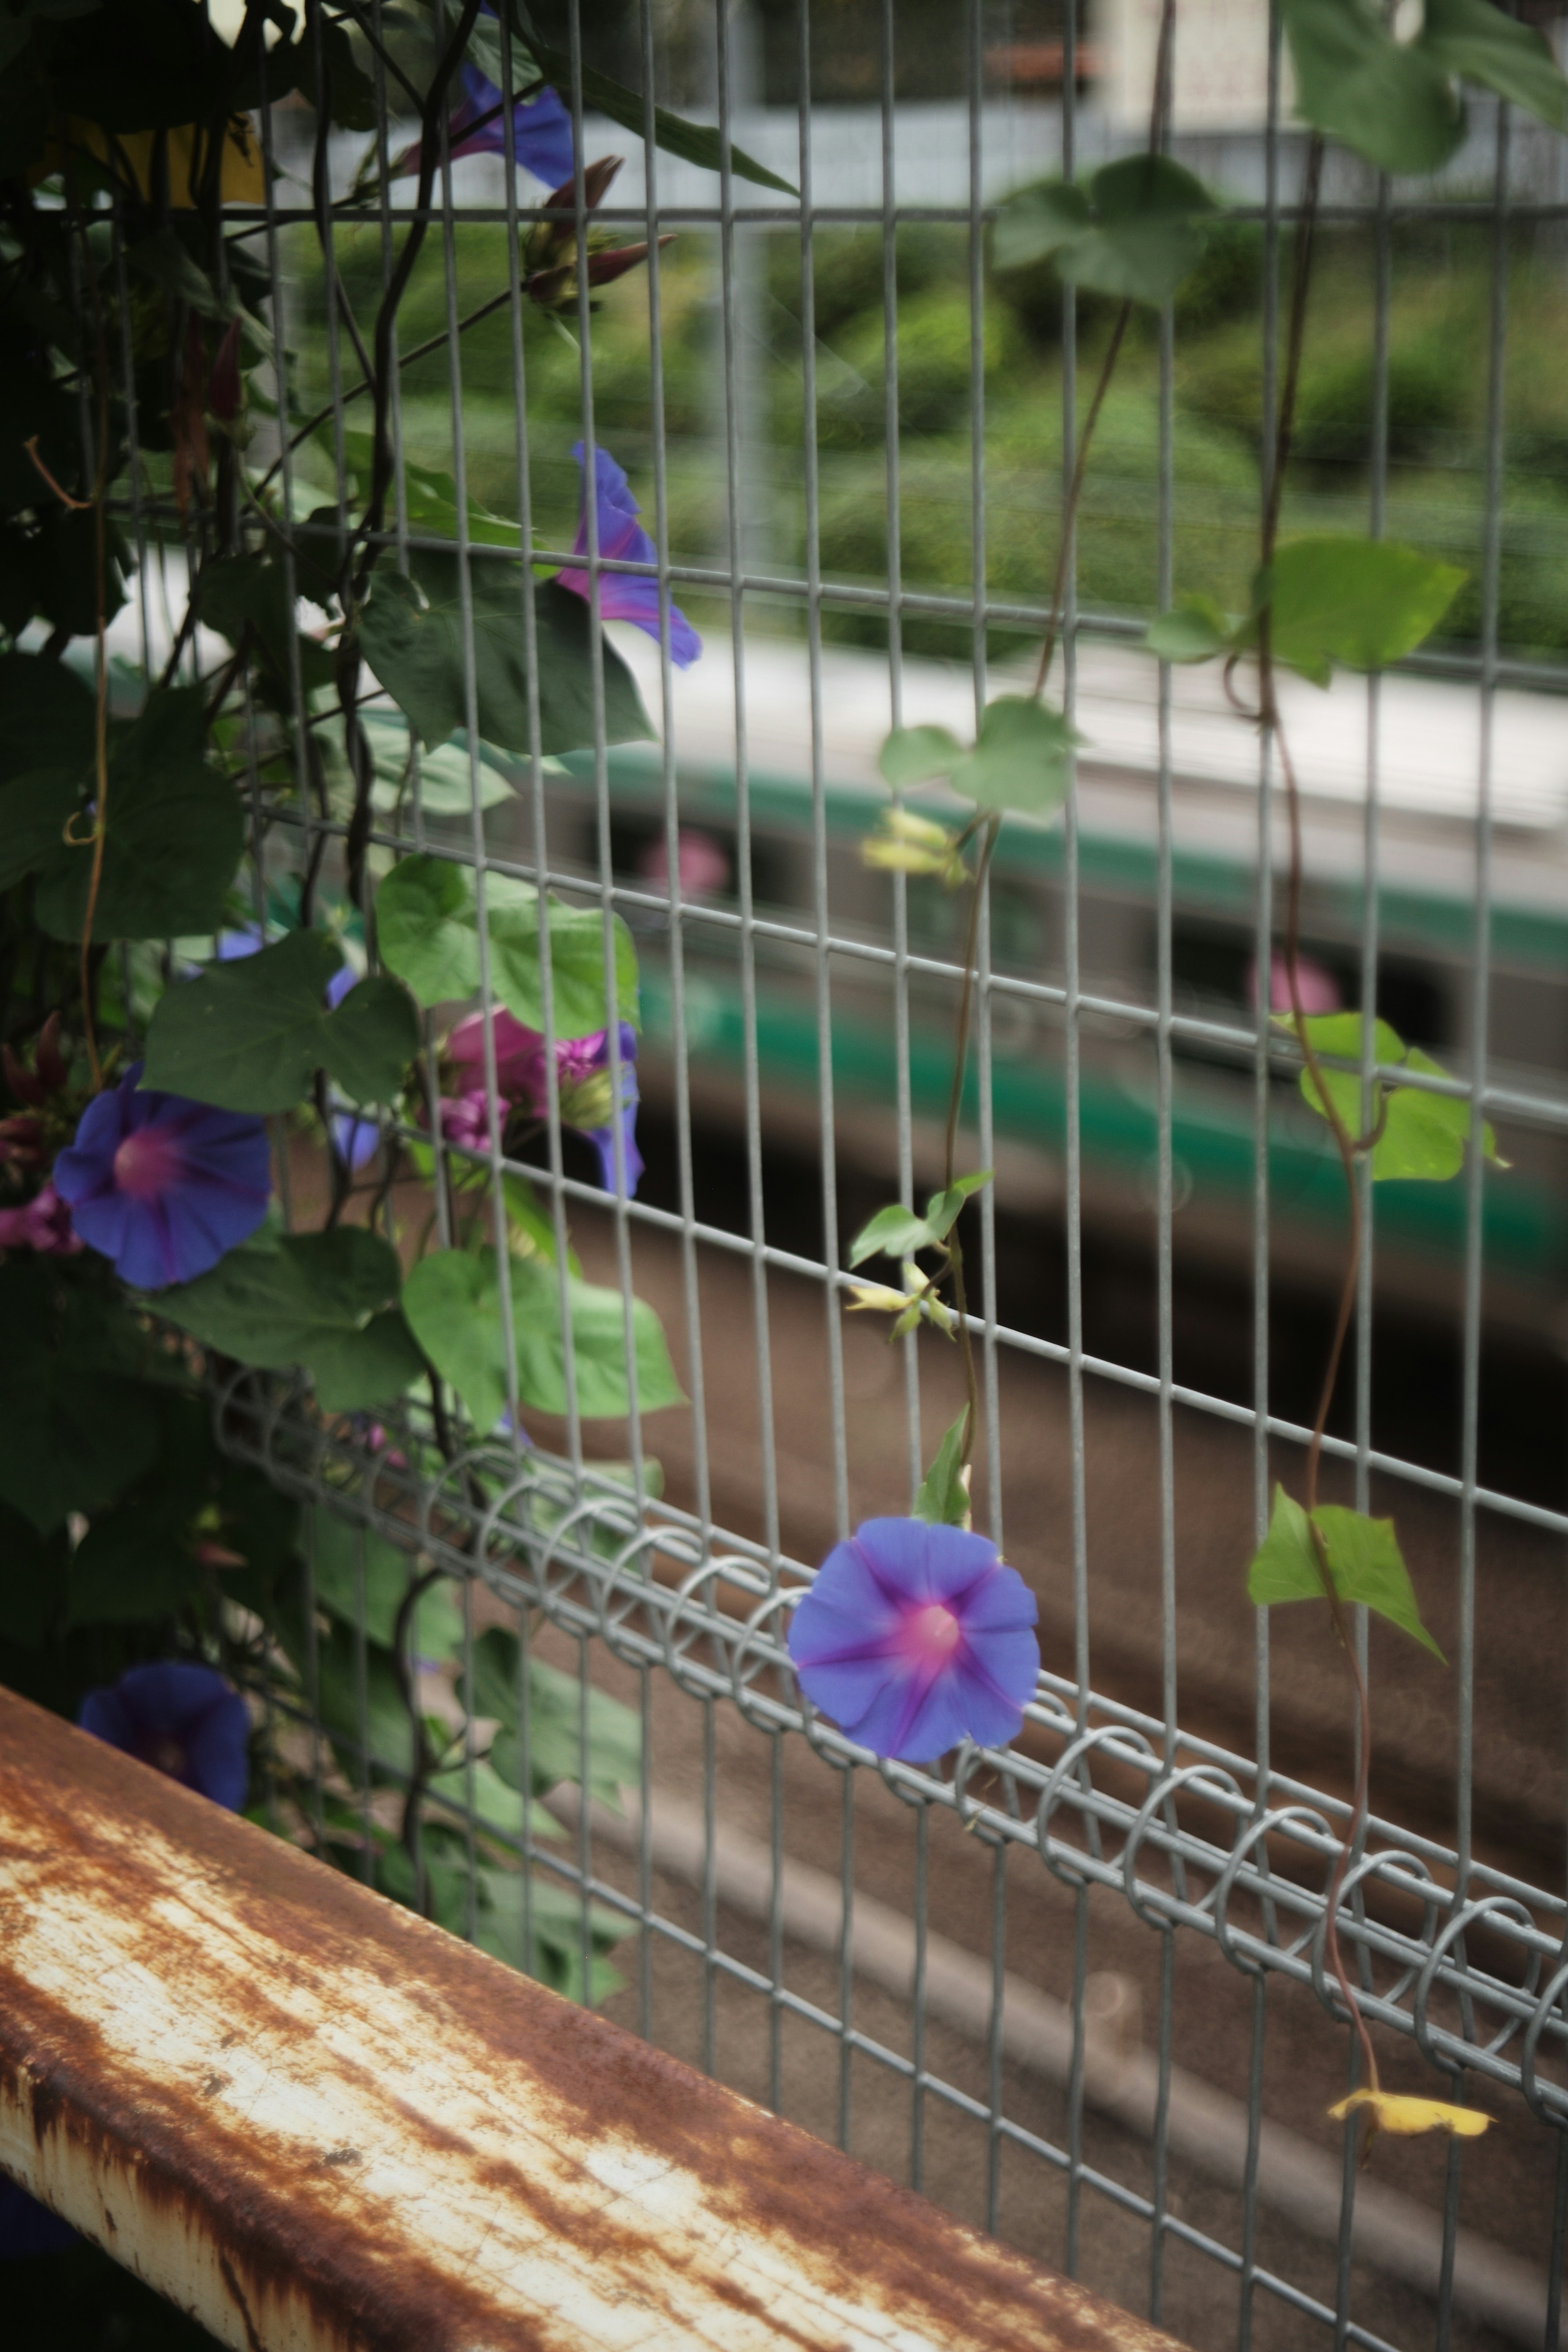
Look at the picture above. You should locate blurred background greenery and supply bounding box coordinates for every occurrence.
[284,203,1568,666]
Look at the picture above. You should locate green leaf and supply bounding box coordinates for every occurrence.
[1145,595,1233,664]
[125,226,229,321]
[401,1248,510,1432]
[0,1502,69,1645]
[1248,1485,1443,1659]
[320,975,421,1105]
[34,686,243,943]
[339,430,521,553]
[878,723,963,789]
[311,1511,464,1661]
[1290,1013,1503,1180]
[1312,1504,1445,1660]
[196,551,303,676]
[142,927,336,1110]
[0,771,84,891]
[848,1171,989,1266]
[913,1412,971,1528]
[142,929,419,1112]
[1419,0,1568,129]
[0,1260,161,1534]
[65,1392,298,1630]
[158,1230,426,1412]
[949,695,1079,818]
[992,155,1216,305]
[474,1628,642,1809]
[848,1202,940,1267]
[1247,1483,1329,1608]
[30,507,129,640]
[359,559,653,757]
[926,1169,992,1240]
[1252,537,1466,686]
[1374,1044,1502,1181]
[376,854,639,1035]
[361,709,515,815]
[475,1863,634,2004]
[322,11,377,128]
[529,40,798,196]
[0,648,95,786]
[1280,0,1465,174]
[403,1248,684,1432]
[0,651,96,885]
[67,1501,207,1627]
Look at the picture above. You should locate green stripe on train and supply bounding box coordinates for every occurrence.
[586,748,1568,972]
[642,975,1563,1278]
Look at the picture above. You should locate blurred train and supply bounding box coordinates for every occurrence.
[503,630,1568,1344]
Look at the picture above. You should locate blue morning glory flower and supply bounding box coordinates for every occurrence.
[556,443,701,668]
[0,2176,77,2258]
[0,1678,252,2257]
[787,1518,1040,1764]
[53,1064,272,1291]
[78,1662,251,1813]
[397,19,575,192]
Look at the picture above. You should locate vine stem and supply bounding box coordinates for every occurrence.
[942,815,1000,1476]
[1256,129,1381,2111]
[70,191,115,1091]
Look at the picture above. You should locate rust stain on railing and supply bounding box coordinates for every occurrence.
[0,1686,1186,2352]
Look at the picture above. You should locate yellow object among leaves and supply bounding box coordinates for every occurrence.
[36,116,265,206]
[1329,2088,1492,2139]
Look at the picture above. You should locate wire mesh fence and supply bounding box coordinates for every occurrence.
[71,2,1568,2346]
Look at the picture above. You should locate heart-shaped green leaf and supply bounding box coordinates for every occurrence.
[1281,0,1464,174]
[993,155,1216,306]
[158,1229,425,1412]
[879,723,964,789]
[1250,537,1466,686]
[376,853,639,1035]
[142,928,419,1112]
[1418,0,1568,129]
[950,696,1080,817]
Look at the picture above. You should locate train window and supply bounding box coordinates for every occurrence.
[1165,919,1452,1058]
[900,875,1046,968]
[607,811,795,910]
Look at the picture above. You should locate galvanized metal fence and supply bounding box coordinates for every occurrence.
[119,6,1568,2348]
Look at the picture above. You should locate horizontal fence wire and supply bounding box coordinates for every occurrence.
[95,2,1568,2344]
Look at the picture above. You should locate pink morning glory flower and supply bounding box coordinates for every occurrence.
[787,1517,1040,1764]
[556,443,701,668]
[53,1064,271,1291]
[0,1180,79,1256]
[445,1007,643,1196]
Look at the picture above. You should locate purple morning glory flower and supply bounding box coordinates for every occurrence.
[78,1662,251,1812]
[556,443,701,669]
[787,1517,1040,1764]
[53,1064,272,1292]
[445,1008,644,1196]
[398,41,575,190]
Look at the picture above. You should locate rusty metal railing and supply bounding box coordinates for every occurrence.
[0,1682,1179,2352]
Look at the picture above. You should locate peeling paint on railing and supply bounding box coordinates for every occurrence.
[0,1687,1185,2352]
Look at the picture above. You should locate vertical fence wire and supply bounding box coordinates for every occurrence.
[205,20,1568,2352]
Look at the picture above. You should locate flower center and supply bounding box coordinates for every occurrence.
[142,1735,189,1781]
[112,1125,181,1198]
[900,1602,962,1667]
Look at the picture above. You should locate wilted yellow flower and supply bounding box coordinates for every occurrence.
[1329,2089,1491,2140]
